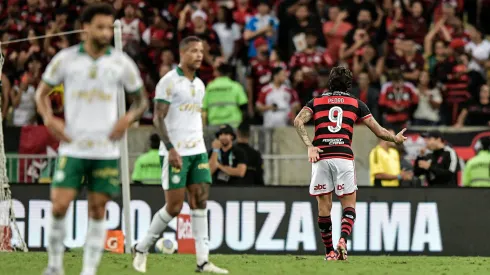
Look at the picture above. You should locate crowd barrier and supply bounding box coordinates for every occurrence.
[8,185,490,256]
[4,125,489,186]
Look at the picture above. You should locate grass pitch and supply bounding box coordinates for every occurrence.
[1,252,489,275]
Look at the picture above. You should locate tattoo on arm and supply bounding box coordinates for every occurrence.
[293,109,313,147]
[127,90,149,120]
[153,102,172,148]
[363,117,396,142]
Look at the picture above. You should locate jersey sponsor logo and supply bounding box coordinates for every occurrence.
[93,168,119,178]
[198,163,210,170]
[171,167,181,173]
[314,184,326,191]
[74,89,112,102]
[322,138,345,145]
[178,103,201,112]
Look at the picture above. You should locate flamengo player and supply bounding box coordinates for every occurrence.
[35,3,148,275]
[293,66,407,261]
[132,36,228,274]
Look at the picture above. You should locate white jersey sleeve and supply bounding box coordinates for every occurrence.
[42,50,67,86]
[121,53,144,93]
[155,74,173,104]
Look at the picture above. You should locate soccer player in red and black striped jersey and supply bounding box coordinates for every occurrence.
[294,66,407,261]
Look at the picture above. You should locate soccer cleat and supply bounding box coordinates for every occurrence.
[337,238,348,261]
[324,251,338,261]
[132,244,148,273]
[42,267,64,275]
[196,262,229,274]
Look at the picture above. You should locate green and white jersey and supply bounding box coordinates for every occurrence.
[155,67,207,156]
[42,43,143,159]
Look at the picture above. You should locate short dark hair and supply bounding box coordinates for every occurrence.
[149,134,160,150]
[179,36,202,51]
[217,63,232,76]
[327,66,352,92]
[80,3,115,24]
[237,121,251,138]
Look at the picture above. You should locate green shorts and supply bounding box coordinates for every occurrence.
[52,156,120,197]
[160,153,212,190]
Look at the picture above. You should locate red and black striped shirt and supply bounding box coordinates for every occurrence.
[304,91,372,160]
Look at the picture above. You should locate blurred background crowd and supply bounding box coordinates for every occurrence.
[0,0,489,187]
[1,0,490,130]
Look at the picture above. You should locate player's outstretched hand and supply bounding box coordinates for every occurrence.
[44,116,71,143]
[109,113,134,141]
[169,148,183,169]
[308,146,323,163]
[394,128,408,144]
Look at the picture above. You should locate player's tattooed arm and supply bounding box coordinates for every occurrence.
[293,108,313,147]
[362,117,396,142]
[127,89,149,121]
[153,101,173,149]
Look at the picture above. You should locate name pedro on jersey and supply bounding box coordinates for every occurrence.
[328,98,345,104]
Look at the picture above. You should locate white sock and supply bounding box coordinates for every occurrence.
[47,214,66,269]
[81,218,106,275]
[136,206,174,253]
[191,209,209,266]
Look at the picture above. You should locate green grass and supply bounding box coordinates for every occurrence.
[1,252,490,275]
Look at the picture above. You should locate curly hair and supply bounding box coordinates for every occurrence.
[327,66,353,92]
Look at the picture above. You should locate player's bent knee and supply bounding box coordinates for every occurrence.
[51,202,70,218]
[165,203,183,217]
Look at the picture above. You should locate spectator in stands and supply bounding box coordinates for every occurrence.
[202,64,248,128]
[17,28,41,70]
[339,8,379,66]
[399,39,425,83]
[243,0,278,58]
[413,71,442,126]
[121,3,146,47]
[343,0,377,27]
[233,0,254,27]
[322,6,352,64]
[289,28,333,94]
[403,0,429,46]
[209,124,247,185]
[10,56,40,126]
[132,134,162,185]
[351,72,380,121]
[352,43,384,84]
[465,25,490,79]
[286,3,323,59]
[235,121,264,185]
[454,84,490,127]
[246,37,273,119]
[378,71,418,132]
[463,137,490,187]
[369,129,413,187]
[213,6,241,62]
[434,38,470,124]
[179,8,223,84]
[256,66,300,128]
[142,11,175,64]
[414,130,460,187]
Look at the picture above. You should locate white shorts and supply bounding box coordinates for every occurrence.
[309,158,358,197]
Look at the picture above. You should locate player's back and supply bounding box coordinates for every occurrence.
[305,91,372,160]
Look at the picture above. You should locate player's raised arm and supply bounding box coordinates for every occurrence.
[363,117,407,144]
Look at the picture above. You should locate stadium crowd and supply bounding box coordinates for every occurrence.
[1,0,490,130]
